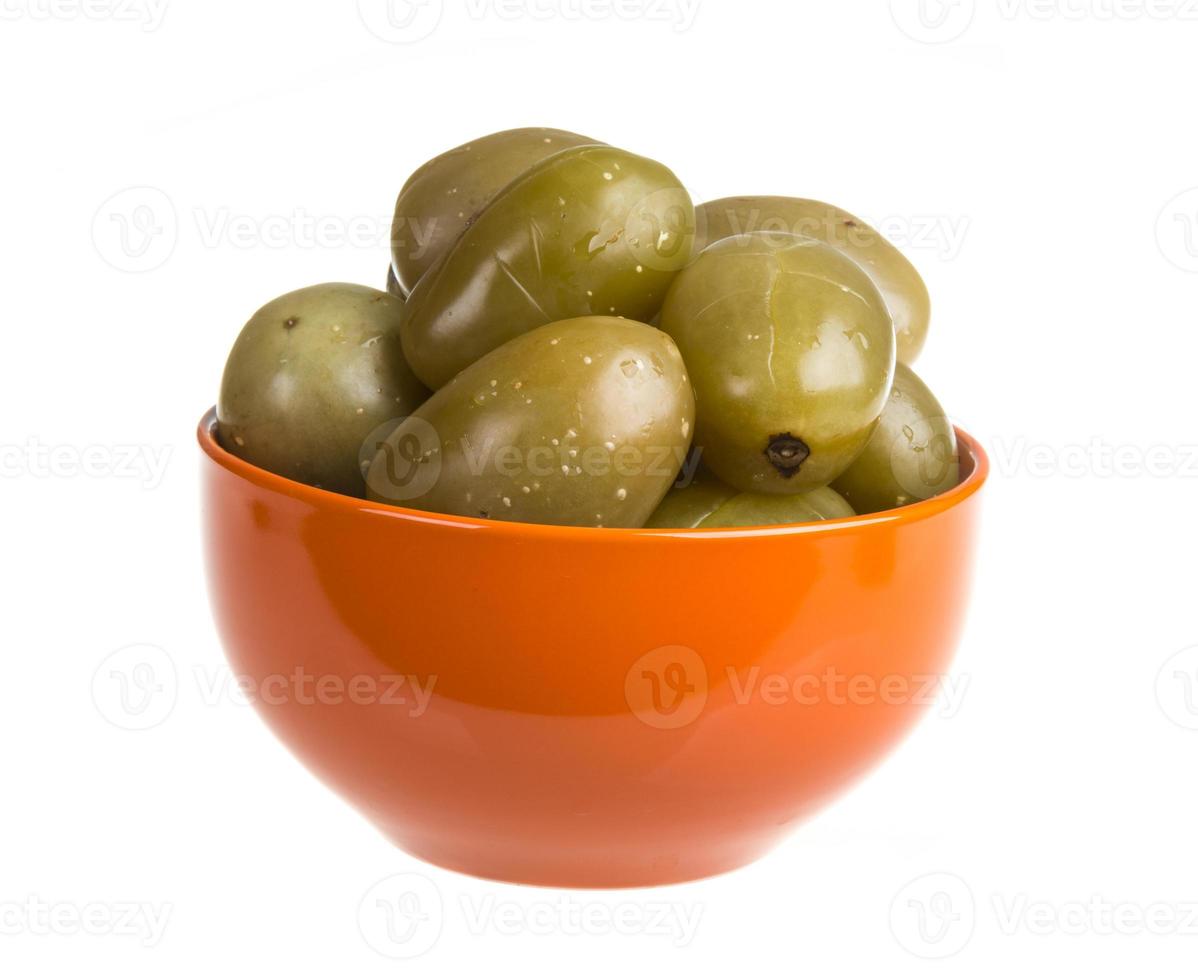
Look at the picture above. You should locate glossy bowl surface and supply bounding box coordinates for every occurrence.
[199,408,987,887]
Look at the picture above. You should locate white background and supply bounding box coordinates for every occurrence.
[2,0,1197,975]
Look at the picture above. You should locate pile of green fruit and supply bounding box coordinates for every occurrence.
[217,127,959,529]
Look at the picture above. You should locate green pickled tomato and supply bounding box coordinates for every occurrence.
[391,128,597,294]
[646,470,855,528]
[659,232,895,495]
[400,144,695,389]
[699,486,855,528]
[217,283,430,496]
[644,468,735,528]
[831,362,959,513]
[366,316,694,528]
[695,196,930,363]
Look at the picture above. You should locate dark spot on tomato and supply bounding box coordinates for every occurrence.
[765,433,810,478]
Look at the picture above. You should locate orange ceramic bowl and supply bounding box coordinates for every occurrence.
[199,408,987,887]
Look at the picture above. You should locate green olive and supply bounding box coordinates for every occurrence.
[699,486,855,528]
[644,468,735,528]
[831,362,958,513]
[366,316,694,527]
[217,283,429,496]
[695,196,930,363]
[660,232,895,494]
[391,127,597,294]
[400,144,695,389]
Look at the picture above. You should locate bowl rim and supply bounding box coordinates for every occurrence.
[197,407,988,540]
